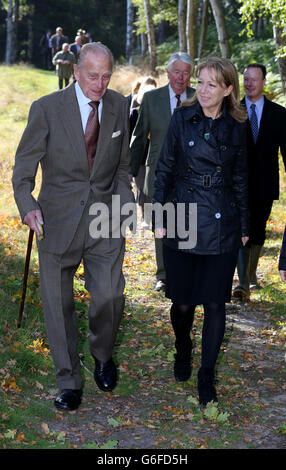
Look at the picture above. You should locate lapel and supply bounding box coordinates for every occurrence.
[59,83,89,173]
[257,96,269,144]
[157,85,171,121]
[90,89,117,177]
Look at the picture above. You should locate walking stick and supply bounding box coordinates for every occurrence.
[17,218,43,328]
[17,228,34,328]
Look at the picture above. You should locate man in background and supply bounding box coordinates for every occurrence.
[52,43,75,89]
[233,63,286,301]
[70,35,82,63]
[39,29,52,70]
[51,27,68,57]
[129,52,195,291]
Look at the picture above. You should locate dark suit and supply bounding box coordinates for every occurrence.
[51,33,68,57]
[70,43,81,62]
[234,96,286,297]
[40,33,52,69]
[12,83,134,390]
[243,97,286,205]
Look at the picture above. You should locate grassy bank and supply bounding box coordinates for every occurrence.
[0,65,285,450]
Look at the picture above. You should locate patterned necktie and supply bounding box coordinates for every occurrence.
[250,103,259,143]
[175,94,181,107]
[85,101,100,172]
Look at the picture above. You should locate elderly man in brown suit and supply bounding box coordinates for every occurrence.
[12,42,134,411]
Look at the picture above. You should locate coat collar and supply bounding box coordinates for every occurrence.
[58,84,117,178]
[181,100,236,147]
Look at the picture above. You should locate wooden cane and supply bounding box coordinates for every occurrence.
[17,229,34,328]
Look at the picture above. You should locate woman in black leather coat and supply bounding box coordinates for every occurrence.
[153,57,249,406]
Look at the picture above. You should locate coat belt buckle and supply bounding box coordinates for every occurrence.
[203,174,211,188]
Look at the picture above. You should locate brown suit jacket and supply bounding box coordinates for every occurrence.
[12,83,134,254]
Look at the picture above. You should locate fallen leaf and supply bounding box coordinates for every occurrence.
[41,422,50,434]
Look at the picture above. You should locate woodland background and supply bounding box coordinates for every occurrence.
[0,0,286,451]
[1,0,286,96]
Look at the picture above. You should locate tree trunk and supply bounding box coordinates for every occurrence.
[209,0,230,58]
[197,0,209,59]
[178,0,187,52]
[143,0,157,75]
[27,2,35,64]
[5,0,19,65]
[140,33,147,57]
[186,0,199,62]
[273,25,286,95]
[126,0,136,63]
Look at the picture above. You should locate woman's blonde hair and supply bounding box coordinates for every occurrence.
[184,57,247,123]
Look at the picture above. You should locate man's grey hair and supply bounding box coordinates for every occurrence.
[167,52,192,72]
[77,42,114,71]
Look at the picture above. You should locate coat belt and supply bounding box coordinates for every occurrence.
[186,174,225,188]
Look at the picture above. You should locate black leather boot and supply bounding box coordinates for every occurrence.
[197,367,217,407]
[170,304,194,382]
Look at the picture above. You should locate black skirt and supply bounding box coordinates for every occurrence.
[163,243,238,305]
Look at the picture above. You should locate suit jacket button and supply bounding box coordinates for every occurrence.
[215,212,221,219]
[220,145,227,151]
[216,166,222,172]
[80,201,85,205]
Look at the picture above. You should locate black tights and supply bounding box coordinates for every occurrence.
[172,302,226,369]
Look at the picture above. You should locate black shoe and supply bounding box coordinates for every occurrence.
[174,352,192,382]
[54,389,82,411]
[197,367,218,407]
[94,358,117,392]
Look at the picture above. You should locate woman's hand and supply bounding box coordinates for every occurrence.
[279,270,286,282]
[155,228,166,238]
[241,236,249,246]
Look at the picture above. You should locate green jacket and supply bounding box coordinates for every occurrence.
[130,84,195,197]
[52,50,76,78]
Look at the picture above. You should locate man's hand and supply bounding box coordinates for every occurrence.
[279,270,286,282]
[23,210,44,239]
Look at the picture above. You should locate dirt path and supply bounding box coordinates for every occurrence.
[43,227,286,450]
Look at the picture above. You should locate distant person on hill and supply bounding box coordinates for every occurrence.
[51,27,68,57]
[39,30,52,70]
[52,43,75,89]
[70,36,82,63]
[233,63,286,302]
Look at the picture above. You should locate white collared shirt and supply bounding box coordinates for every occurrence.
[75,81,102,133]
[245,95,264,129]
[168,84,187,115]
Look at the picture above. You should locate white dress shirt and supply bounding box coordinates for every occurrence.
[75,81,102,133]
[168,84,187,115]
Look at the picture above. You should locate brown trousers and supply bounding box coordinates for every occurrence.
[38,193,126,390]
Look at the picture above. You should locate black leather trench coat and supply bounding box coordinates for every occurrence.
[153,101,249,254]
